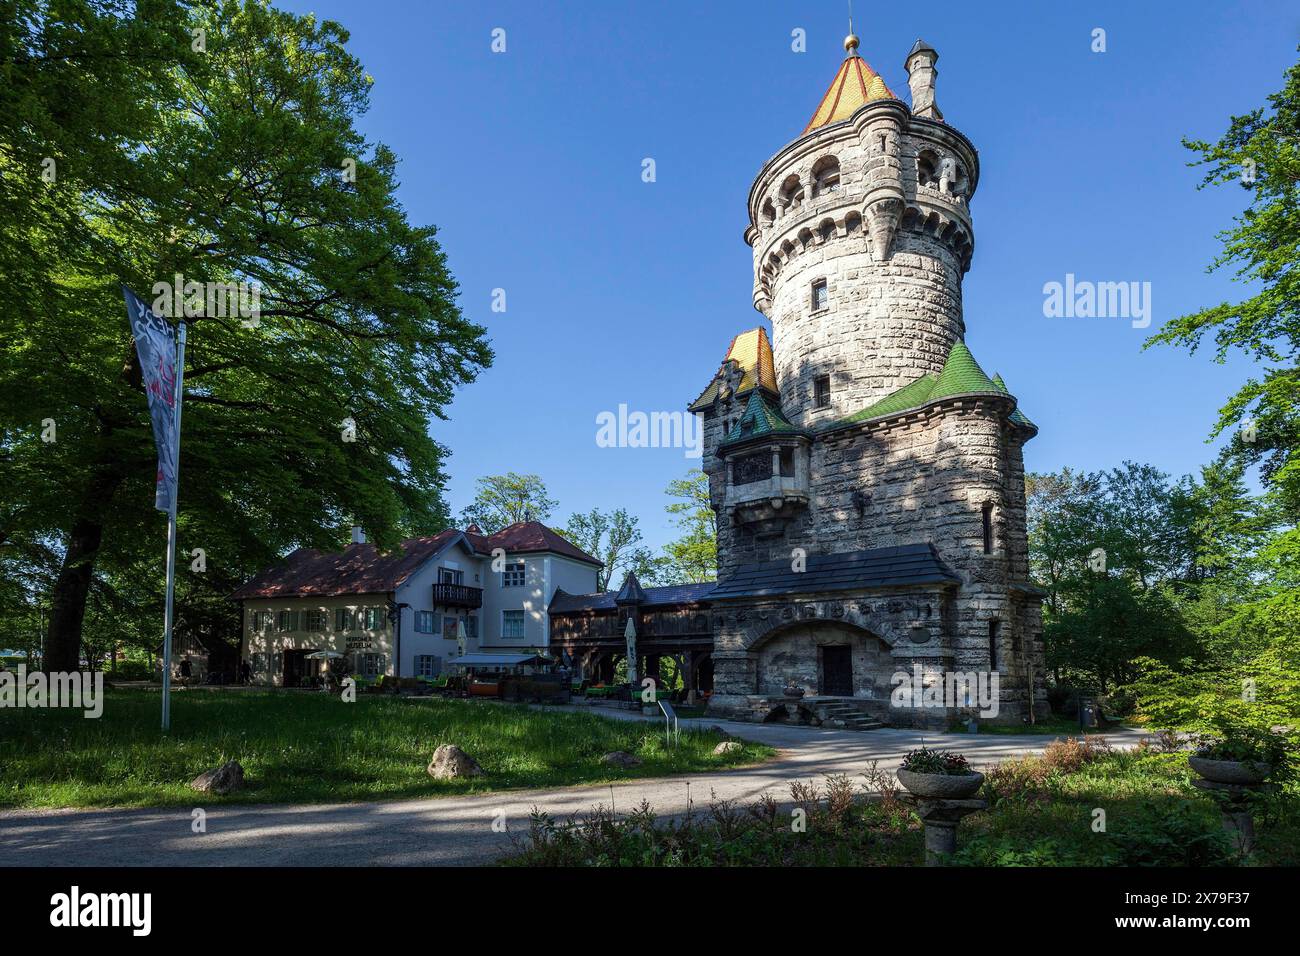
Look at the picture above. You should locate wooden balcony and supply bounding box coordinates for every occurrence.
[432,583,483,608]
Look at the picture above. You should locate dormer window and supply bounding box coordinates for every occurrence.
[811,279,828,311]
[814,375,831,409]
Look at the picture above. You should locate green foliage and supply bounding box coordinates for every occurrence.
[458,473,557,534]
[2,1,492,666]
[899,747,971,775]
[659,469,717,584]
[562,507,661,591]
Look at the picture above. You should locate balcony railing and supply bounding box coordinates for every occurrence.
[432,583,483,608]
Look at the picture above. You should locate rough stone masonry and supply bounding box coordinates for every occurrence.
[690,34,1049,728]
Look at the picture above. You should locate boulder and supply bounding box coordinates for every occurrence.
[190,760,245,795]
[713,741,745,756]
[428,744,485,780]
[600,750,643,768]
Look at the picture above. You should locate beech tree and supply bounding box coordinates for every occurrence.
[1,1,491,669]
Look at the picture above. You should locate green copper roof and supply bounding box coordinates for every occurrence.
[991,373,1037,431]
[828,341,1027,431]
[720,389,801,446]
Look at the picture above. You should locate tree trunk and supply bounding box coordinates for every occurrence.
[44,466,126,671]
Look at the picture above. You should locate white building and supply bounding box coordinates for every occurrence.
[231,522,601,685]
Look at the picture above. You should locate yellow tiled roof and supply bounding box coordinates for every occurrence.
[689,327,779,412]
[803,39,897,134]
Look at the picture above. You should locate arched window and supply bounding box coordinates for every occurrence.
[917,149,939,188]
[761,198,776,226]
[779,174,804,210]
[844,211,863,235]
[811,155,840,196]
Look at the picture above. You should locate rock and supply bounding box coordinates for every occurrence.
[713,741,745,756]
[600,750,643,768]
[190,760,244,795]
[428,744,485,779]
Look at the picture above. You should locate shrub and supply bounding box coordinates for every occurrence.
[1041,736,1111,774]
[1104,800,1234,867]
[1193,725,1292,771]
[983,757,1058,807]
[900,747,971,775]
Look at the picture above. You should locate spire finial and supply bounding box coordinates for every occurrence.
[844,0,859,54]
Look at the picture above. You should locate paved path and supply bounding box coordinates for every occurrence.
[0,713,1146,867]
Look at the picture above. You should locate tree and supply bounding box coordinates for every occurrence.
[1145,49,1300,546]
[562,508,660,591]
[459,473,557,534]
[2,2,492,669]
[660,469,717,583]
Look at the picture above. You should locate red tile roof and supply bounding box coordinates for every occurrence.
[231,522,600,600]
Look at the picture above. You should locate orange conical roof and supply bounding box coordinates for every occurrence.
[803,35,897,134]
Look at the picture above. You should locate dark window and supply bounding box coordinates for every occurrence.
[988,620,1001,671]
[811,279,828,311]
[814,375,831,409]
[982,503,994,554]
[733,452,772,485]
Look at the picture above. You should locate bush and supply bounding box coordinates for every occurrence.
[1104,800,1234,866]
[983,757,1058,807]
[1193,725,1292,771]
[108,660,154,681]
[1041,736,1111,774]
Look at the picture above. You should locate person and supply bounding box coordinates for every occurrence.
[239,660,251,685]
[179,658,192,687]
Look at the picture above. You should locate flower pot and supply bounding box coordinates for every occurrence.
[1188,756,1270,786]
[896,768,984,799]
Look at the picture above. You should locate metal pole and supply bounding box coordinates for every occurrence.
[161,320,188,731]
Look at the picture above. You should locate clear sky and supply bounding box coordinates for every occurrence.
[280,0,1297,552]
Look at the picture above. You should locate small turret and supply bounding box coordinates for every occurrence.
[904,39,942,121]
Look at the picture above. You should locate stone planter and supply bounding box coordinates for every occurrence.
[896,768,984,800]
[1188,756,1271,786]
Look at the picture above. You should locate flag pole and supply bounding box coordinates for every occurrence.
[161,320,188,731]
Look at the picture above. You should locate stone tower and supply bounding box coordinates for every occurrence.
[690,34,1049,727]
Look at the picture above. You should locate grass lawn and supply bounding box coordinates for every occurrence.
[505,745,1299,866]
[0,689,773,809]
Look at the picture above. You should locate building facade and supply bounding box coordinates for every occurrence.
[233,522,600,685]
[692,35,1048,727]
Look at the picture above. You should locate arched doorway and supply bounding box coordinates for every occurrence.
[752,620,891,699]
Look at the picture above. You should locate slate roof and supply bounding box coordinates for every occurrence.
[707,543,960,601]
[549,582,717,614]
[232,521,601,600]
[614,571,648,604]
[689,327,778,412]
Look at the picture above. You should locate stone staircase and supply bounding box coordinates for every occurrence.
[810,698,886,731]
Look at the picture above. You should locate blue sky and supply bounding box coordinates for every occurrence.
[281,0,1297,552]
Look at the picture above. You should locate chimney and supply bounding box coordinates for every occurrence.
[350,525,366,544]
[904,39,942,121]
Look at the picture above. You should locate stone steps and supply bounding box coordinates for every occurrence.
[816,701,886,731]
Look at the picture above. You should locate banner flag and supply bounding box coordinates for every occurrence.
[122,285,179,512]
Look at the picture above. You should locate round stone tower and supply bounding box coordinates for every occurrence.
[743,35,980,427]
